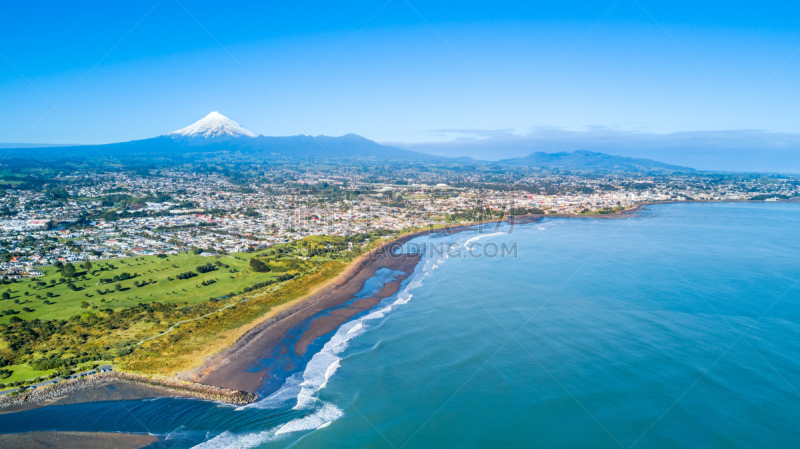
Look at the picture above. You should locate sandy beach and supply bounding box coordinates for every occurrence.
[189,217,581,394]
[0,210,637,414]
[191,233,427,394]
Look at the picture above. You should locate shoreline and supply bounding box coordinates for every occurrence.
[172,209,640,394]
[188,231,433,394]
[0,205,642,410]
[0,371,256,411]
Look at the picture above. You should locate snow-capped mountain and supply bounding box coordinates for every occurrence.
[169,111,256,139]
[15,111,441,161]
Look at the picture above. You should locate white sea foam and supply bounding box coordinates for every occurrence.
[194,238,453,448]
[192,429,274,449]
[194,402,344,448]
[275,402,344,435]
[464,231,505,247]
[237,373,304,411]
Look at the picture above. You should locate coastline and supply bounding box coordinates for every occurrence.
[0,371,256,412]
[188,232,430,393]
[0,207,641,411]
[176,210,638,394]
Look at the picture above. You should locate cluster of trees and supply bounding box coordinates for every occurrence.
[95,285,122,295]
[239,273,295,294]
[175,271,198,280]
[447,207,505,222]
[30,354,100,371]
[196,263,218,274]
[54,261,92,278]
[249,258,270,272]
[99,272,134,283]
[508,207,546,216]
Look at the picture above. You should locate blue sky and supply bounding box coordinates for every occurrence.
[2,0,800,146]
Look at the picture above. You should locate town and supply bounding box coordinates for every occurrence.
[0,165,796,277]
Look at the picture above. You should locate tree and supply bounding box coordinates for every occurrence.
[83,261,92,272]
[61,263,76,278]
[46,185,69,200]
[1,292,9,300]
[249,258,270,273]
[115,283,122,292]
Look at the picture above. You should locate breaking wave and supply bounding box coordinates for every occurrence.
[193,232,473,448]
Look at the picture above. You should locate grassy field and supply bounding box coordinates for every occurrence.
[0,251,279,324]
[1,360,112,387]
[1,364,56,384]
[0,232,396,385]
[122,260,349,375]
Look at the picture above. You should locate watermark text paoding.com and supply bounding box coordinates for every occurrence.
[404,241,518,259]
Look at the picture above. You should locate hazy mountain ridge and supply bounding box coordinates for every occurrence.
[4,112,693,171]
[499,150,693,172]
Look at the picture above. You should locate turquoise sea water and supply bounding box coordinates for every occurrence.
[1,203,799,448]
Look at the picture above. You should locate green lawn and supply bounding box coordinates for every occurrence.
[0,364,55,384]
[0,360,113,388]
[0,251,280,323]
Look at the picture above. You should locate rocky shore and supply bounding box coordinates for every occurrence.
[0,371,256,410]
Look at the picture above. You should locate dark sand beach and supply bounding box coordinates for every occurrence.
[0,211,635,419]
[0,210,632,420]
[189,218,570,394]
[188,218,558,394]
[192,234,425,394]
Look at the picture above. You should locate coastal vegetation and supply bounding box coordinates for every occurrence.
[0,231,395,386]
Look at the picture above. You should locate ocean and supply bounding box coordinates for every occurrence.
[1,202,798,448]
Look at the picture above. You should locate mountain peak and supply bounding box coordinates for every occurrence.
[169,111,256,139]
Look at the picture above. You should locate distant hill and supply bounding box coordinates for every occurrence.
[498,150,693,172]
[10,112,433,161]
[4,113,692,171]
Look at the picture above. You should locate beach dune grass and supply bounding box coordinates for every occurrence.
[121,259,348,375]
